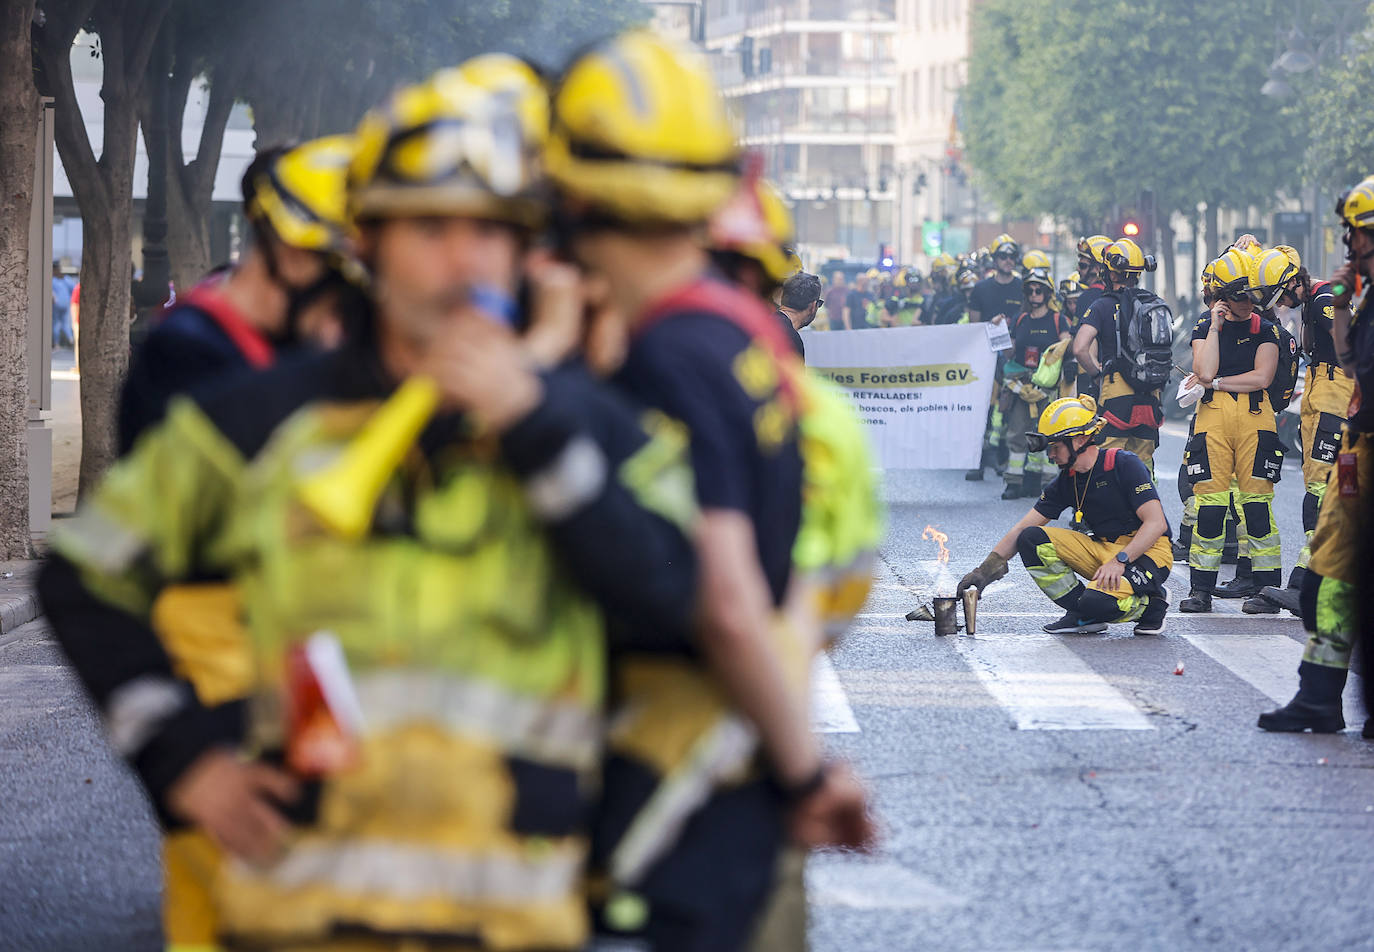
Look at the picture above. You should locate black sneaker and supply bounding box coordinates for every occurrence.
[1133,596,1168,635]
[1241,594,1280,614]
[1043,612,1108,635]
[1000,480,1023,500]
[1214,574,1259,598]
[1179,590,1212,613]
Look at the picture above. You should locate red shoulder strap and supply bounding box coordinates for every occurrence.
[638,276,799,404]
[1103,447,1119,471]
[180,278,275,369]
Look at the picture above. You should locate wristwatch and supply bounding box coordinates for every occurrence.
[1115,551,1130,565]
[1214,376,1224,391]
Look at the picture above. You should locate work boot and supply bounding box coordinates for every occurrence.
[1241,594,1280,614]
[1022,473,1044,498]
[1364,717,1374,740]
[1257,662,1347,733]
[1001,477,1023,500]
[1252,565,1305,616]
[1214,558,1256,598]
[1133,596,1169,636]
[1179,590,1212,613]
[1042,612,1108,635]
[965,467,985,481]
[1172,524,1193,563]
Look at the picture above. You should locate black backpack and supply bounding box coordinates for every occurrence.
[1114,288,1174,390]
[1267,318,1301,413]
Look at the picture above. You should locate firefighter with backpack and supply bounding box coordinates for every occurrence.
[1249,245,1349,616]
[1072,237,1170,475]
[1000,267,1073,499]
[1179,247,1285,614]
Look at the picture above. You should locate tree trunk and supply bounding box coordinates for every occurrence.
[33,0,173,498]
[1203,202,1219,272]
[1189,209,1200,306]
[0,0,38,558]
[1160,217,1177,314]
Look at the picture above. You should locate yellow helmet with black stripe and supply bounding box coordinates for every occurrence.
[1252,247,1300,310]
[349,71,545,228]
[1338,175,1374,230]
[1059,271,1083,300]
[547,30,740,225]
[1038,395,1105,441]
[1209,247,1258,299]
[246,135,355,253]
[1077,234,1111,266]
[1022,249,1051,272]
[1103,237,1156,274]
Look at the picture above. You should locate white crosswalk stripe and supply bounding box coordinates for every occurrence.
[950,630,1156,730]
[811,653,860,734]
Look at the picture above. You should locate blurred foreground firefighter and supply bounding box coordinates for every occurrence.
[1260,176,1374,739]
[957,395,1172,637]
[119,136,359,454]
[118,134,362,952]
[546,30,874,951]
[39,71,706,951]
[1072,237,1169,474]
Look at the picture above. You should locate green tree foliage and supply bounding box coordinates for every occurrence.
[963,0,1300,228]
[1300,5,1374,190]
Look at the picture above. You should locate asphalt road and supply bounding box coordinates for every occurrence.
[3,424,1371,951]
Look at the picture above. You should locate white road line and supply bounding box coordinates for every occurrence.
[952,631,1155,731]
[807,855,968,911]
[811,654,860,734]
[1178,630,1367,727]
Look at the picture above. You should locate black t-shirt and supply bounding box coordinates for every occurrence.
[1190,313,1280,377]
[846,289,874,328]
[1035,448,1170,540]
[1011,311,1063,369]
[775,309,805,360]
[1081,292,1121,363]
[930,290,963,325]
[969,276,1024,325]
[1303,281,1339,365]
[615,307,803,605]
[118,304,262,456]
[1349,294,1374,433]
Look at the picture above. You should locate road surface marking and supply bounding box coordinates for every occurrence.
[952,631,1155,731]
[807,855,968,910]
[811,654,860,734]
[1178,629,1366,727]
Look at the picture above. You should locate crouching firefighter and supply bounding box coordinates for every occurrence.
[957,395,1173,636]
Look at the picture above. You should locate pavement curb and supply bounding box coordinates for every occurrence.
[0,560,42,635]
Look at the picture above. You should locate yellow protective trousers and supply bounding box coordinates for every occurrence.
[1185,392,1283,592]
[1017,526,1172,623]
[1296,364,1354,570]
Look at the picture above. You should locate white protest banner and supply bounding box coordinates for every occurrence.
[803,325,997,469]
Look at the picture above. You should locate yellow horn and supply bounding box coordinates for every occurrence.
[296,377,441,539]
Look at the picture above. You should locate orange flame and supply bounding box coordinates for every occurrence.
[923,525,950,564]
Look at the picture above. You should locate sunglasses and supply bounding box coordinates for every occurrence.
[995,252,1017,261]
[1026,286,1048,296]
[1219,290,1250,303]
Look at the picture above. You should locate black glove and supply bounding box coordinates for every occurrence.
[957,552,1008,596]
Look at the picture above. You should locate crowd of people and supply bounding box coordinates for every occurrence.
[947,200,1374,741]
[37,33,884,952]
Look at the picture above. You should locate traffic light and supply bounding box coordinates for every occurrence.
[1122,220,1141,238]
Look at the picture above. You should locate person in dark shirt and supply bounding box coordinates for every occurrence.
[957,395,1172,636]
[968,235,1024,325]
[118,138,360,454]
[548,31,872,951]
[1000,268,1071,500]
[846,274,874,329]
[1251,246,1350,615]
[1261,175,1374,739]
[1178,248,1282,614]
[777,271,822,358]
